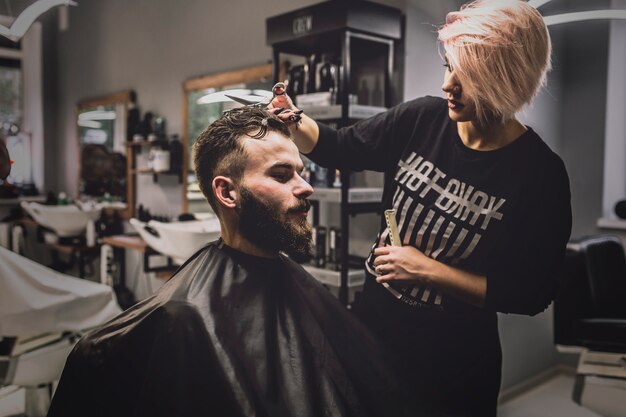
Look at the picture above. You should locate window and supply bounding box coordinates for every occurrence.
[0,17,42,192]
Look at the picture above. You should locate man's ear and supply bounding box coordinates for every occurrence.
[212,176,238,209]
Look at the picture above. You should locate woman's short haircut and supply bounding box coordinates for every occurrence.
[193,106,290,214]
[438,0,551,124]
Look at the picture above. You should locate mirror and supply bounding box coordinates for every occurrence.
[182,63,273,215]
[77,90,134,219]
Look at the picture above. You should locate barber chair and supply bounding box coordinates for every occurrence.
[0,334,78,417]
[554,235,626,417]
[0,246,121,416]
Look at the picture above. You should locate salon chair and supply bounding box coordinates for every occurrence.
[0,246,121,416]
[554,235,626,417]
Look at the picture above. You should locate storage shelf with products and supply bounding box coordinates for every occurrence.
[267,0,403,305]
[132,169,182,184]
[126,138,185,209]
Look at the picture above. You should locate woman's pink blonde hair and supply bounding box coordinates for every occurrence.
[438,0,551,124]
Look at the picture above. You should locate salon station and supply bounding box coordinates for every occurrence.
[0,0,625,416]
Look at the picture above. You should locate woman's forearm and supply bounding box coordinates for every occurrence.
[374,245,487,308]
[289,113,319,154]
[428,261,487,308]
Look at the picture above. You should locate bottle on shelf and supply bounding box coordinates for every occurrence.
[153,116,167,141]
[287,65,306,98]
[311,225,327,268]
[327,227,342,271]
[357,79,370,105]
[371,75,383,107]
[149,148,170,173]
[332,169,342,188]
[126,91,141,142]
[57,192,68,205]
[168,134,183,174]
[316,54,339,93]
[140,112,154,140]
[305,53,318,94]
[86,219,96,247]
[310,163,329,188]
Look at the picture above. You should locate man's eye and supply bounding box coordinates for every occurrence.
[273,173,289,182]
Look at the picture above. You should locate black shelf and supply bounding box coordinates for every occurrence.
[133,169,183,184]
[127,141,185,199]
[267,1,403,306]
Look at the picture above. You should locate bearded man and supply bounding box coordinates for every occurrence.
[48,107,441,417]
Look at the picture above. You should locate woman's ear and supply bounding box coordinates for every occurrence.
[212,176,238,209]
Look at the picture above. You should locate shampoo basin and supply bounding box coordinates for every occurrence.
[20,201,101,237]
[129,217,221,263]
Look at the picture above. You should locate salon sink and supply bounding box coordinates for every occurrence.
[129,217,221,264]
[20,201,101,237]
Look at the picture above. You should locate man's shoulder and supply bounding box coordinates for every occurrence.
[71,300,205,366]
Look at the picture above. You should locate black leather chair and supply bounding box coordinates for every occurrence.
[554,235,626,352]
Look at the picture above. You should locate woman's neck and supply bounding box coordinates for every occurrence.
[457,118,527,151]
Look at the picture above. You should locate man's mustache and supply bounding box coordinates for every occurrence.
[287,199,311,214]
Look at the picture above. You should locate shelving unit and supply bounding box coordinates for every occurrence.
[126,141,184,218]
[267,1,403,305]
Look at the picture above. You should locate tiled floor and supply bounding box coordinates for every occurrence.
[498,373,601,417]
[0,386,24,417]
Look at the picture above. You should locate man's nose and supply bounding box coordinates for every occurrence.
[294,174,314,199]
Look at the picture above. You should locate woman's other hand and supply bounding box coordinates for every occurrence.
[372,245,437,285]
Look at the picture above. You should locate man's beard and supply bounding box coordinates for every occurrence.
[238,186,312,263]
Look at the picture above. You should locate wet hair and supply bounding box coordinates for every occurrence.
[192,106,290,214]
[438,0,551,124]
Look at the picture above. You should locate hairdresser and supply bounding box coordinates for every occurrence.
[269,1,572,415]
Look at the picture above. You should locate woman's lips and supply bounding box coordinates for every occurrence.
[448,99,464,110]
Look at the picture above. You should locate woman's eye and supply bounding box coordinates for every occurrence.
[443,63,452,71]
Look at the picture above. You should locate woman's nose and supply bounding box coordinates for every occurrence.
[442,79,461,95]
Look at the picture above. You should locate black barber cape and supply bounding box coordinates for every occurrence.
[48,240,441,417]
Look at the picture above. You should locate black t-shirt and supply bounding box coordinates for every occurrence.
[309,96,571,314]
[307,96,572,415]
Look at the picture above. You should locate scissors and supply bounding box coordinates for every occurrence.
[197,83,302,122]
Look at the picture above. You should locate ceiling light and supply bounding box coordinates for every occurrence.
[0,0,77,42]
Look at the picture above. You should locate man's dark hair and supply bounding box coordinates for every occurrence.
[193,106,290,214]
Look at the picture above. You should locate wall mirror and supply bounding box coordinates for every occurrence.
[76,90,134,219]
[182,63,273,215]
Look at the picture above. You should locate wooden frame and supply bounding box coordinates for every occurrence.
[181,63,273,212]
[76,90,134,219]
[77,91,133,111]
